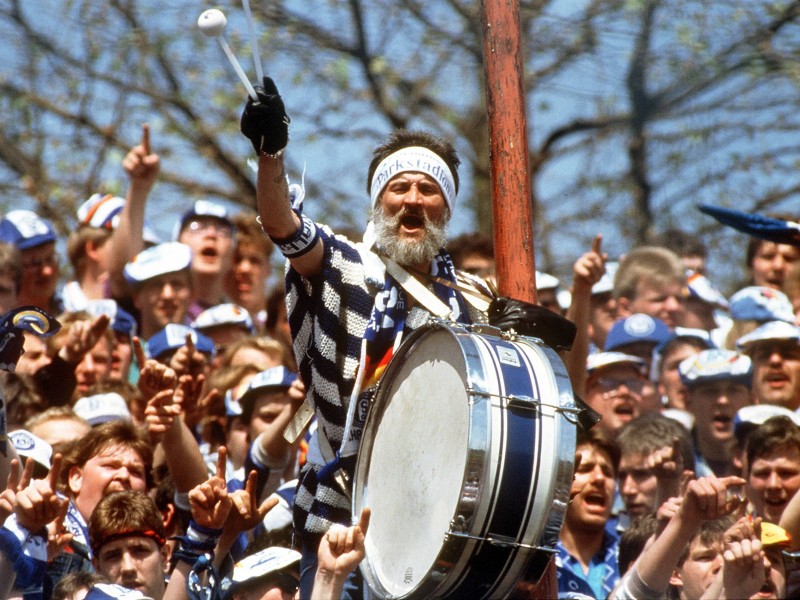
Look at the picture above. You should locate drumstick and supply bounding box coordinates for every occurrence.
[197,9,258,100]
[241,0,264,82]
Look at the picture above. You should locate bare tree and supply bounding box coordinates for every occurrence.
[0,0,799,289]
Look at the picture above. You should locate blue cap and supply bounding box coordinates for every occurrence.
[736,321,800,351]
[147,324,215,360]
[86,299,137,338]
[239,367,297,411]
[678,349,752,388]
[124,242,192,284]
[173,200,234,240]
[604,314,672,352]
[729,286,795,323]
[192,303,254,334]
[0,210,57,250]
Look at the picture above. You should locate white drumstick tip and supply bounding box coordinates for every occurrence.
[197,9,227,37]
[197,9,258,100]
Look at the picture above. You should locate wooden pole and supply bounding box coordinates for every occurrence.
[481,2,557,598]
[481,0,537,304]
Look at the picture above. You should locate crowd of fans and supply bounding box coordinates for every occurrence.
[0,119,798,600]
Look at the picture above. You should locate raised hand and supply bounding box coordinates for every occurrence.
[678,475,745,525]
[58,314,110,364]
[144,388,182,443]
[721,517,766,599]
[225,469,278,537]
[135,337,178,400]
[571,235,607,294]
[122,124,160,190]
[168,334,207,379]
[46,503,73,560]
[651,437,685,507]
[318,508,371,576]
[188,448,232,531]
[14,454,69,533]
[0,458,29,523]
[240,76,290,155]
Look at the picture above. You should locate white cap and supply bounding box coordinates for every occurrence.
[535,270,560,291]
[232,547,301,585]
[736,321,800,351]
[586,351,646,374]
[73,393,132,426]
[124,242,192,284]
[9,430,52,475]
[192,303,255,334]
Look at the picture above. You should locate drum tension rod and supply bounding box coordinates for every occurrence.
[468,389,580,415]
[447,531,557,553]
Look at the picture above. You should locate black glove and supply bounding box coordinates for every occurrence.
[487,296,577,351]
[240,76,290,155]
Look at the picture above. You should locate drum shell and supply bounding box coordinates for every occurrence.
[353,322,577,600]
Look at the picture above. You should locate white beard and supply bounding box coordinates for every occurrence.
[373,206,448,267]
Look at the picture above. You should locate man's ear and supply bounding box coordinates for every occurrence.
[68,465,83,495]
[160,542,171,573]
[669,568,683,588]
[616,296,632,318]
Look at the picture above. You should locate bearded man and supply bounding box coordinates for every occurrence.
[241,78,482,598]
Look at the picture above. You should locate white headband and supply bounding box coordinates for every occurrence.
[369,146,456,212]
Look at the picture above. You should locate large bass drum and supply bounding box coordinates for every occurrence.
[352,321,578,599]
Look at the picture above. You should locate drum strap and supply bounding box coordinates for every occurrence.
[379,257,453,319]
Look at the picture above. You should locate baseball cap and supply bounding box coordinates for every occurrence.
[9,430,52,478]
[686,271,729,310]
[238,367,297,414]
[535,271,560,291]
[123,242,192,284]
[173,200,234,240]
[733,404,800,443]
[231,546,301,586]
[604,314,672,352]
[586,351,646,374]
[678,349,752,388]
[192,303,255,334]
[729,286,796,323]
[591,261,618,296]
[73,393,132,426]
[147,324,215,360]
[86,299,137,339]
[736,320,800,352]
[84,584,153,600]
[0,210,57,250]
[77,193,126,229]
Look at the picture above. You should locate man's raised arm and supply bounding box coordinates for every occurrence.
[241,77,323,277]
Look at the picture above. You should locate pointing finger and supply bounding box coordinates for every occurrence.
[142,123,151,155]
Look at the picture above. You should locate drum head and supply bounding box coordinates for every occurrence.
[356,329,469,598]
